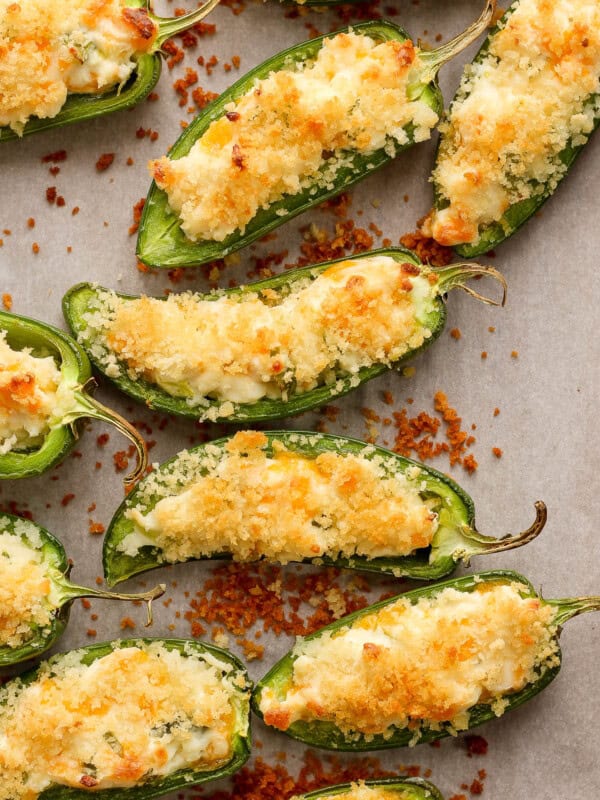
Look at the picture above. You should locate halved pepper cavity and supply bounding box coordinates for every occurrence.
[62,248,506,424]
[102,429,546,587]
[137,2,495,268]
[0,311,147,483]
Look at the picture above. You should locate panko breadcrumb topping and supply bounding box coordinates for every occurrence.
[0,519,54,649]
[0,330,74,455]
[258,582,559,738]
[77,257,437,418]
[0,644,245,800]
[150,31,439,242]
[0,0,158,134]
[122,430,439,565]
[425,0,600,246]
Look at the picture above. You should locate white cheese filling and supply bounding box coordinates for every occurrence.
[78,257,436,419]
[0,644,245,800]
[120,430,439,564]
[427,0,600,246]
[0,520,56,649]
[0,331,75,454]
[258,582,559,737]
[0,0,157,134]
[151,31,439,242]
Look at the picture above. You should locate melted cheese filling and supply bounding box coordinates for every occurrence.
[427,0,600,246]
[292,783,415,800]
[79,257,436,419]
[259,582,559,737]
[150,31,439,242]
[122,430,439,565]
[0,644,242,799]
[0,331,74,454]
[0,0,157,134]
[0,523,54,649]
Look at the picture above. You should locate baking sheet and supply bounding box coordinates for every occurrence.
[1,0,599,796]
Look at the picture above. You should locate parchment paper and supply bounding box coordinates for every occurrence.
[1,0,599,796]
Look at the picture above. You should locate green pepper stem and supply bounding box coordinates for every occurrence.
[418,0,495,80]
[435,263,507,307]
[456,501,547,563]
[67,379,148,487]
[61,583,166,626]
[546,595,600,626]
[153,0,221,48]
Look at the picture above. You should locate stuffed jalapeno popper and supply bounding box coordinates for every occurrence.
[424,0,600,256]
[0,311,146,483]
[137,4,494,267]
[102,430,546,587]
[292,779,444,800]
[253,571,599,749]
[0,512,165,669]
[0,0,219,139]
[0,639,251,799]
[63,249,506,423]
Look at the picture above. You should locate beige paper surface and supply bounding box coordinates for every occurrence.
[1,0,599,796]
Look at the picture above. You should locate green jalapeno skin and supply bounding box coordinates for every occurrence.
[101,430,546,587]
[252,569,600,750]
[136,3,494,268]
[295,777,444,800]
[0,512,165,671]
[430,0,600,258]
[0,638,251,799]
[0,311,147,483]
[62,247,506,424]
[0,0,219,142]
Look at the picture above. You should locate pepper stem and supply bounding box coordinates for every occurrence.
[418,0,496,80]
[456,501,547,564]
[68,379,148,487]
[153,0,221,48]
[61,583,166,627]
[546,595,600,627]
[435,263,507,307]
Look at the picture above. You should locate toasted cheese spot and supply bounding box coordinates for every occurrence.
[0,0,158,134]
[0,644,244,799]
[78,257,436,417]
[427,0,600,246]
[0,331,75,454]
[291,783,416,800]
[0,522,54,649]
[150,31,439,242]
[258,582,560,737]
[122,430,438,564]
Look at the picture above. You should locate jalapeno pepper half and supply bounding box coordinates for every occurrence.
[136,2,494,268]
[62,247,506,424]
[427,0,600,257]
[252,569,599,750]
[0,512,165,671]
[102,430,546,587]
[0,311,147,484]
[294,777,444,800]
[0,0,220,142]
[0,638,251,798]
